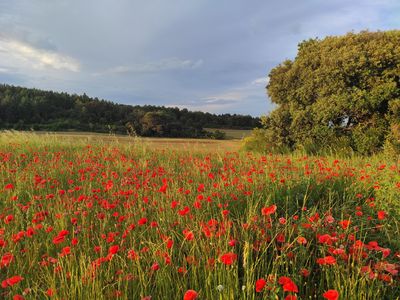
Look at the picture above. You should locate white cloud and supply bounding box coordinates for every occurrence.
[202,91,244,103]
[95,58,203,76]
[251,76,269,86]
[168,76,270,113]
[0,37,80,72]
[202,76,269,104]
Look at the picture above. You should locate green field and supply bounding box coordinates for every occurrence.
[204,128,252,140]
[0,131,399,299]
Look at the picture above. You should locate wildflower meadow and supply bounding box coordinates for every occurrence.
[0,132,399,299]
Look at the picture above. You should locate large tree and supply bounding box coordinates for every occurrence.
[256,30,400,155]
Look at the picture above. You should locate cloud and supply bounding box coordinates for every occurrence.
[95,58,203,76]
[203,98,238,105]
[202,76,269,104]
[251,76,269,86]
[0,37,80,72]
[167,76,270,114]
[202,91,245,103]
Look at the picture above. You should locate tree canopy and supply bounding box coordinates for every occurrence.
[251,30,400,155]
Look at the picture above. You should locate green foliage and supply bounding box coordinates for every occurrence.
[254,30,400,155]
[242,128,268,152]
[141,111,176,136]
[208,129,226,140]
[242,127,291,153]
[383,124,400,158]
[0,84,260,138]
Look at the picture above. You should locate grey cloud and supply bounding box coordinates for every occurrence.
[95,58,203,76]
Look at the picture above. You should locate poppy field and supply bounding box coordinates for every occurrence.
[0,132,399,299]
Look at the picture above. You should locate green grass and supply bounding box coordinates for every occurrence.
[0,131,399,300]
[204,128,252,140]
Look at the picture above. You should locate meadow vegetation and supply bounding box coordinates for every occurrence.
[0,131,399,299]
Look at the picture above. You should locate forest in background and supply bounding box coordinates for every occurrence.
[0,84,260,138]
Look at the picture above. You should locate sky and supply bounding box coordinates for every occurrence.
[0,0,399,116]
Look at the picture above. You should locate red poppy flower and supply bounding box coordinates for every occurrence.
[58,230,69,237]
[151,262,160,271]
[108,245,119,255]
[183,229,194,241]
[338,220,350,229]
[159,184,167,193]
[127,249,138,260]
[317,256,336,266]
[1,253,14,268]
[46,288,54,296]
[323,289,339,300]
[4,183,14,190]
[278,276,298,293]
[183,290,198,300]
[279,217,287,224]
[278,276,291,285]
[4,215,14,224]
[255,278,266,292]
[300,268,310,277]
[277,234,285,243]
[52,235,66,244]
[381,248,391,258]
[220,252,237,265]
[282,281,298,293]
[179,206,190,216]
[297,236,307,245]
[261,204,277,216]
[1,275,23,288]
[228,239,237,247]
[138,218,148,225]
[61,246,71,256]
[377,211,386,220]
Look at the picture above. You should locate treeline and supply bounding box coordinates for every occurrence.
[0,84,260,138]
